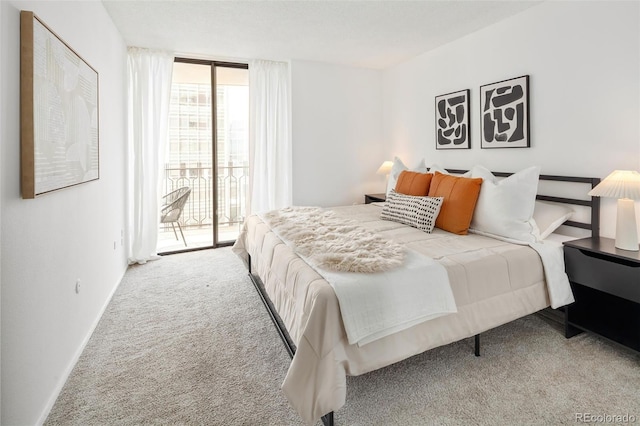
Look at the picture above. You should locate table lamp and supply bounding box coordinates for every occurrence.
[588,170,640,251]
[376,160,393,190]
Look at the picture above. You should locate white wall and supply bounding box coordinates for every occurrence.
[291,60,385,206]
[0,1,128,424]
[0,0,3,420]
[382,1,640,239]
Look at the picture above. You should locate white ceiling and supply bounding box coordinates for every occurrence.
[102,0,541,69]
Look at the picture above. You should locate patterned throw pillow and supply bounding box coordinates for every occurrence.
[380,190,444,233]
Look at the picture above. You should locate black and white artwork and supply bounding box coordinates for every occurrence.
[480,75,529,148]
[435,89,470,149]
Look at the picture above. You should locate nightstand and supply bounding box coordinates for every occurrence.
[364,193,386,204]
[563,237,640,352]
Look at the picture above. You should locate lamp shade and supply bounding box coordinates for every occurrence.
[588,170,640,200]
[376,160,394,175]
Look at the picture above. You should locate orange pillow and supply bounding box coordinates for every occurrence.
[428,172,483,235]
[394,171,433,196]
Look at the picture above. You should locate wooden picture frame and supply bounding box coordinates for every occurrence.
[480,75,529,148]
[20,11,99,199]
[435,89,470,149]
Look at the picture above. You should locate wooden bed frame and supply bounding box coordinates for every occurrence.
[245,170,601,426]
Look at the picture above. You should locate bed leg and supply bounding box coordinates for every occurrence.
[475,334,480,357]
[247,254,252,274]
[321,411,334,426]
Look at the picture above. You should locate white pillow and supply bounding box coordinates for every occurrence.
[428,163,448,174]
[532,201,574,239]
[469,165,541,243]
[428,164,472,177]
[386,157,428,195]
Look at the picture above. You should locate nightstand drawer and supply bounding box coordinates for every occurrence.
[564,246,640,303]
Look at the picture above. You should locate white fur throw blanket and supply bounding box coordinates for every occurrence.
[261,207,404,273]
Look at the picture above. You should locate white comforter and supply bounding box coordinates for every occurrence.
[260,205,573,346]
[259,209,457,346]
[529,241,574,308]
[235,204,574,424]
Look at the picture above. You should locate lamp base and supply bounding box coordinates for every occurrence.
[615,198,639,251]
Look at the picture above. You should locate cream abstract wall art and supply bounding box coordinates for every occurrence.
[21,11,99,198]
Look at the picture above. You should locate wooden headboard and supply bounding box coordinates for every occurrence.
[442,169,601,238]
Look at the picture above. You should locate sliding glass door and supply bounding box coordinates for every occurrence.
[214,66,249,244]
[158,59,248,253]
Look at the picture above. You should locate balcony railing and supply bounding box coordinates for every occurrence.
[161,163,248,231]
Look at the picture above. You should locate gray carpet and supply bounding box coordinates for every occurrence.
[46,248,640,425]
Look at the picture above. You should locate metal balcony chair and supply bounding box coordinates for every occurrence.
[160,187,191,246]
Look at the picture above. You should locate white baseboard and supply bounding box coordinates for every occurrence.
[36,266,128,425]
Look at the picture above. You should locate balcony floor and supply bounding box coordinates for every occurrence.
[157,224,240,253]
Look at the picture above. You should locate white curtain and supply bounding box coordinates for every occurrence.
[126,47,174,264]
[249,60,292,213]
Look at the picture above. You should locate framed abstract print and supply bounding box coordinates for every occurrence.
[435,89,470,149]
[480,75,529,149]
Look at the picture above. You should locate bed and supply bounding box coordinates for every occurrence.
[232,167,600,425]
